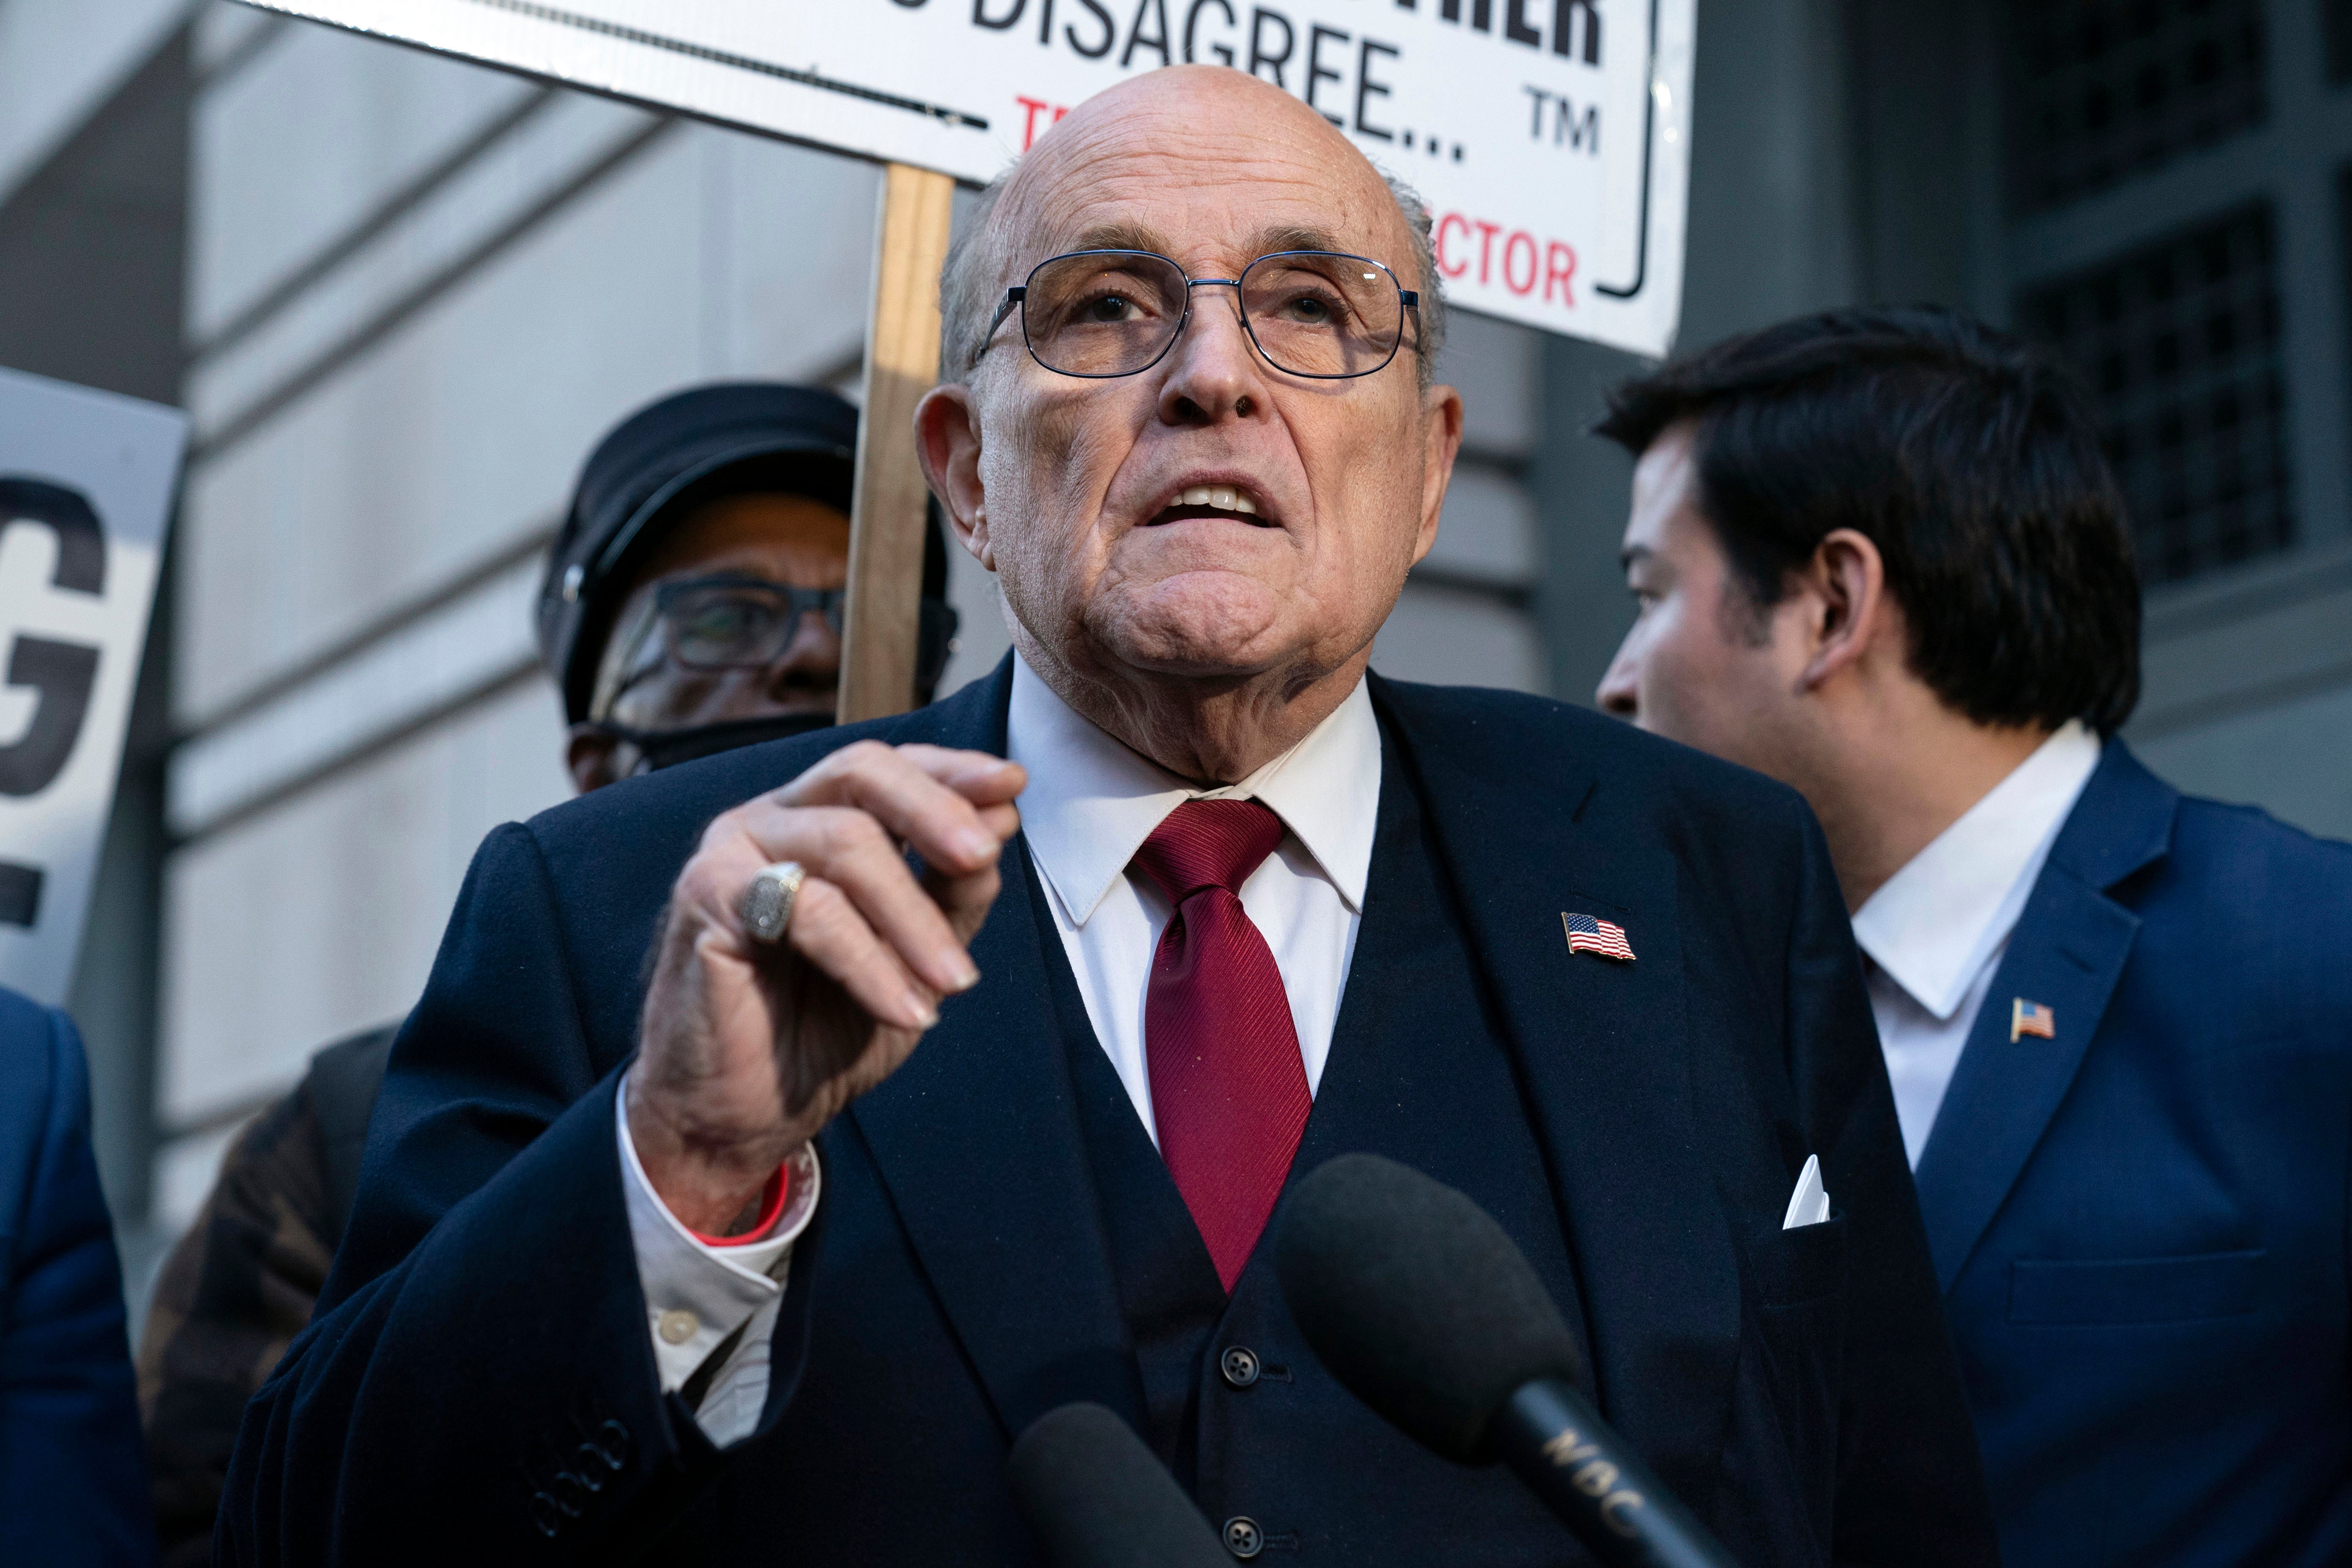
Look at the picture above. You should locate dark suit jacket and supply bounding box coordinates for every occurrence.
[0,987,156,1567]
[221,662,1995,1565]
[1915,741,2352,1566]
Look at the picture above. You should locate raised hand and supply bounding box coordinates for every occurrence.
[623,742,1025,1234]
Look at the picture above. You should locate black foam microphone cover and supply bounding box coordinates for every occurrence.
[1274,1151,1585,1463]
[1008,1403,1230,1568]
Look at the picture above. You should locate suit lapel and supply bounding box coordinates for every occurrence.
[1911,743,2176,1292]
[845,658,1143,1437]
[1370,680,1742,1513]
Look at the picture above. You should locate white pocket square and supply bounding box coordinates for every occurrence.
[1782,1153,1831,1230]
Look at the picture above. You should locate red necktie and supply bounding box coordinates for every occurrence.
[1130,799,1313,1291]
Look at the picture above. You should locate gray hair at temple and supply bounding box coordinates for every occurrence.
[937,165,1448,390]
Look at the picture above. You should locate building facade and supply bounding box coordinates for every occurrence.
[0,0,2344,1296]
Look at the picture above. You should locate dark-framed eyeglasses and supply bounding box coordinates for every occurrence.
[989,249,1421,380]
[608,572,845,703]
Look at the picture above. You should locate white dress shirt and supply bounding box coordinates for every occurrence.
[1851,721,2103,1168]
[615,1086,820,1444]
[617,655,1382,1443]
[1006,654,1381,1140]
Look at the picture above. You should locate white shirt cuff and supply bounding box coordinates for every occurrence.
[615,1072,820,1445]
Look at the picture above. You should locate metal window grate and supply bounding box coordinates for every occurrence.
[2019,204,2294,584]
[2009,0,2267,213]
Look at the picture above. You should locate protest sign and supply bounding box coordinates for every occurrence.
[0,367,187,1005]
[239,0,1697,357]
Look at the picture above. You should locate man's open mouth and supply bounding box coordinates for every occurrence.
[1147,485,1274,526]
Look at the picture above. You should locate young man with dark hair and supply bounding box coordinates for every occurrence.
[1597,304,2352,1568]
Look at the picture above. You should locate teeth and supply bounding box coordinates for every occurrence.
[1172,485,1261,515]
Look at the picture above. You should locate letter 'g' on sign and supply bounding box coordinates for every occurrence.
[0,477,107,800]
[0,365,183,1000]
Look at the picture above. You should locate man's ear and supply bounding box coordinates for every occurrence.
[1793,527,1894,692]
[1410,382,1466,566]
[566,724,623,794]
[915,381,993,571]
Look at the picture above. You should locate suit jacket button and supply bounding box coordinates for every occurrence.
[1223,1517,1264,1559]
[1219,1346,1261,1388]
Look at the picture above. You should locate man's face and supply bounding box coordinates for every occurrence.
[568,490,849,791]
[1595,423,1813,777]
[941,67,1462,694]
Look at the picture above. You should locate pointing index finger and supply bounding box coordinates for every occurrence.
[778,743,1022,875]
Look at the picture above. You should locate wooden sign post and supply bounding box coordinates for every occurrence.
[838,162,956,724]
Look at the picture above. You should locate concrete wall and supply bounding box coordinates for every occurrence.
[2129,538,2352,841]
[0,0,191,211]
[2007,0,2352,837]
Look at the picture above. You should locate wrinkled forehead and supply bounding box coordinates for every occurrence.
[998,128,1408,280]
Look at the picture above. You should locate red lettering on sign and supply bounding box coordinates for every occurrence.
[1431,212,1582,312]
[1544,241,1577,307]
[1503,230,1538,295]
[1016,96,1074,151]
[1436,212,1472,279]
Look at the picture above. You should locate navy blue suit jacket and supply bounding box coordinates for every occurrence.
[0,988,156,1566]
[222,664,1994,1565]
[1916,741,2352,1565]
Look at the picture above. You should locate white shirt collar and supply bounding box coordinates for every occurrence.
[1851,720,2104,1022]
[1005,653,1381,926]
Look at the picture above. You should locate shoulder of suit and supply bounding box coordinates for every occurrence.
[0,988,72,1162]
[1372,678,1813,828]
[0,983,57,1043]
[2171,789,2352,862]
[2159,789,2352,923]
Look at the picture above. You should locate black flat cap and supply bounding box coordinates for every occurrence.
[538,382,858,724]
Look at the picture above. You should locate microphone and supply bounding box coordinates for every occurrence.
[1275,1152,1738,1568]
[1007,1402,1231,1568]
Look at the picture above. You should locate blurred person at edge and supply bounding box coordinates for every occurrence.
[0,989,157,1566]
[136,382,957,1566]
[1595,306,2352,1568]
[220,67,1994,1568]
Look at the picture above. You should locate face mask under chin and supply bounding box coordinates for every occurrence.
[592,710,846,775]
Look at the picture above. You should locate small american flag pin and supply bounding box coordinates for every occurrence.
[2010,998,2056,1042]
[1562,912,1635,963]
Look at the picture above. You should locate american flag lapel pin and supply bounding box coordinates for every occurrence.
[1562,912,1635,963]
[2010,998,2056,1042]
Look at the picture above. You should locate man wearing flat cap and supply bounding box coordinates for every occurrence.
[224,67,1995,1566]
[145,383,955,1564]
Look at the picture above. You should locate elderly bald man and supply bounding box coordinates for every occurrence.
[222,67,1994,1566]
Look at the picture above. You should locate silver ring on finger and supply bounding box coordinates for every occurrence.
[740,861,807,945]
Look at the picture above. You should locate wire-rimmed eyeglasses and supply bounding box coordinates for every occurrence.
[989,249,1421,380]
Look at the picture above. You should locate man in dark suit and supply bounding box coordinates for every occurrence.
[221,67,1996,1565]
[1596,305,2352,1565]
[0,986,156,1566]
